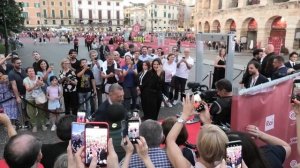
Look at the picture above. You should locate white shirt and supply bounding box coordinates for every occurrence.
[175,56,194,79]
[163,61,176,82]
[90,60,103,85]
[124,51,133,58]
[250,75,259,87]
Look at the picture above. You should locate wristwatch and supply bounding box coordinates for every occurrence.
[177,117,186,124]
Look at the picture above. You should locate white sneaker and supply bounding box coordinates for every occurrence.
[161,102,165,108]
[173,100,178,105]
[166,102,173,108]
[42,125,48,131]
[32,126,37,133]
[51,124,57,131]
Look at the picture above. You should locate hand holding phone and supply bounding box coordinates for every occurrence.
[77,112,86,123]
[291,79,300,103]
[71,122,85,153]
[226,140,242,168]
[85,122,109,167]
[128,120,140,144]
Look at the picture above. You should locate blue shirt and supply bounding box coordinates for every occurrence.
[123,147,173,168]
[139,55,153,62]
[122,65,137,88]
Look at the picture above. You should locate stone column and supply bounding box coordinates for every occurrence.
[222,0,228,9]
[238,0,247,8]
[256,28,269,48]
[285,27,296,52]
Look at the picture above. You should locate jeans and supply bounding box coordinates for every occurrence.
[78,92,92,117]
[174,76,187,101]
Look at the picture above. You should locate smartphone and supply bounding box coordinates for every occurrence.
[128,120,140,144]
[77,112,86,123]
[85,122,109,167]
[291,79,300,103]
[71,122,85,153]
[226,140,242,168]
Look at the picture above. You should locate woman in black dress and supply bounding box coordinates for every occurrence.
[139,59,164,120]
[212,48,226,89]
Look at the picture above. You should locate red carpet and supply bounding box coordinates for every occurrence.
[186,123,201,145]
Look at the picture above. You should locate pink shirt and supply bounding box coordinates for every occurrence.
[46,86,61,99]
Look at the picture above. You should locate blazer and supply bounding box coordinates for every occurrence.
[244,74,269,88]
[271,66,288,80]
[284,61,295,69]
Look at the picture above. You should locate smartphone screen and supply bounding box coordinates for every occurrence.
[128,120,140,143]
[85,123,109,167]
[291,79,300,102]
[226,140,242,168]
[71,122,85,153]
[77,112,86,123]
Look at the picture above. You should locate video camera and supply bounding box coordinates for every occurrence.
[187,82,218,104]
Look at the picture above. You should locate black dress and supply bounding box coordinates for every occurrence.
[138,70,164,120]
[212,59,226,89]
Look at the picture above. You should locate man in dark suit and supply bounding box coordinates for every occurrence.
[271,56,288,80]
[244,61,269,88]
[99,40,110,61]
[284,52,298,69]
[95,83,124,122]
[240,49,264,86]
[261,44,275,78]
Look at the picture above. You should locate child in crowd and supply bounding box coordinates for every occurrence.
[46,76,62,131]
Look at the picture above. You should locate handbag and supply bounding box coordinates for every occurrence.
[35,92,47,104]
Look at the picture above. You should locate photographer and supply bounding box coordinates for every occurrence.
[205,79,232,126]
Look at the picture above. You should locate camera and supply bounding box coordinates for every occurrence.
[187,82,218,103]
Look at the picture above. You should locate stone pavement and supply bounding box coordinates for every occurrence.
[0,37,271,157]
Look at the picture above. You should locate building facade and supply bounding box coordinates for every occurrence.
[194,0,300,51]
[17,0,41,28]
[72,0,124,31]
[41,0,73,27]
[145,0,184,32]
[124,4,146,30]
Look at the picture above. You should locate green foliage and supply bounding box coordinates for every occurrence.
[0,0,25,34]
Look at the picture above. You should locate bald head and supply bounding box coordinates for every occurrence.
[266,44,274,54]
[183,48,190,57]
[4,133,42,168]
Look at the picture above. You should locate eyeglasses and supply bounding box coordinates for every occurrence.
[64,62,71,64]
[15,62,22,64]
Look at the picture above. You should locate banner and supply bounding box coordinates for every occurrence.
[232,79,300,167]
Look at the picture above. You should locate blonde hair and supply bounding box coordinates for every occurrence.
[60,58,70,69]
[197,124,228,164]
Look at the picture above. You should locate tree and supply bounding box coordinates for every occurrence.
[0,0,24,55]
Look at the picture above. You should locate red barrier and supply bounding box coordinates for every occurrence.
[232,79,300,167]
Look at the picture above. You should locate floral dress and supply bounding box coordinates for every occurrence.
[0,79,18,119]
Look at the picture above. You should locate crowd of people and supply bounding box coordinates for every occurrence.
[0,35,300,168]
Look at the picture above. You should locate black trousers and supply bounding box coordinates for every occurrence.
[174,76,187,101]
[141,90,162,120]
[74,45,78,53]
[63,92,78,115]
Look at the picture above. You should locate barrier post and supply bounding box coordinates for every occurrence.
[195,33,204,83]
[225,33,235,83]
